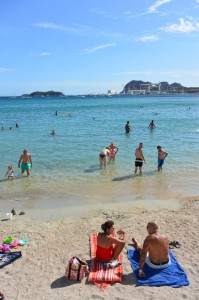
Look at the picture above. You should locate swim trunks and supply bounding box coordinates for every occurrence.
[21,163,31,171]
[135,158,143,167]
[146,255,171,269]
[158,159,164,167]
[99,153,106,158]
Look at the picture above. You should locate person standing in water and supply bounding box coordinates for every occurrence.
[18,149,32,176]
[135,143,146,175]
[157,145,168,171]
[149,120,155,129]
[107,141,119,162]
[125,121,131,133]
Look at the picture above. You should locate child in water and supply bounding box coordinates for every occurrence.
[5,165,15,179]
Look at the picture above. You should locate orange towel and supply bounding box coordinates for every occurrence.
[88,233,123,290]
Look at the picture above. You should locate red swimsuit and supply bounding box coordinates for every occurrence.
[96,244,113,261]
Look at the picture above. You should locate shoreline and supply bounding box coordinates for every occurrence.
[1,198,198,299]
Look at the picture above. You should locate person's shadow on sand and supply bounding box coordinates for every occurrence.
[121,272,137,285]
[51,276,81,288]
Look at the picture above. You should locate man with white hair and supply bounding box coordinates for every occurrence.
[132,221,170,277]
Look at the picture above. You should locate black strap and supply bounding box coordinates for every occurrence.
[77,264,81,281]
[68,262,82,281]
[68,262,72,279]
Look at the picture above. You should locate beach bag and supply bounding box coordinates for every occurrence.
[65,256,89,281]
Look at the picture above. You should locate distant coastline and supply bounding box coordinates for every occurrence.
[9,80,199,98]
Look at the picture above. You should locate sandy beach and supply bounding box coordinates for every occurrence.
[0,197,198,300]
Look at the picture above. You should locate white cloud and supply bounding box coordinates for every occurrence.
[40,52,51,56]
[82,43,116,54]
[29,52,52,57]
[33,22,82,34]
[148,0,172,13]
[0,68,10,73]
[164,18,199,32]
[138,34,159,42]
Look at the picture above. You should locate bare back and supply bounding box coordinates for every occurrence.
[135,147,144,159]
[144,233,169,263]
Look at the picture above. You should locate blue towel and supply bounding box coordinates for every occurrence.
[127,248,190,288]
[0,251,22,269]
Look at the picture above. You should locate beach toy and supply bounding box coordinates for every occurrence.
[10,240,20,248]
[0,244,10,252]
[3,236,13,244]
[19,239,28,246]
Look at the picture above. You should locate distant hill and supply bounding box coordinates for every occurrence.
[123,80,199,94]
[21,91,65,97]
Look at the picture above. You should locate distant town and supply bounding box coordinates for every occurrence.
[108,80,199,95]
[18,80,199,98]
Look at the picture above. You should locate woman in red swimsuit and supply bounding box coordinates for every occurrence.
[96,220,126,262]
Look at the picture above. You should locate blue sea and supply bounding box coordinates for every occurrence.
[0,94,199,214]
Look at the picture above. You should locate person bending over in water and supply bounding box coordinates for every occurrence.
[96,220,126,267]
[18,149,32,176]
[99,148,110,167]
[132,221,170,277]
[5,165,15,179]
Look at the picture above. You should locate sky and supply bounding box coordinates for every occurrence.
[1,0,199,96]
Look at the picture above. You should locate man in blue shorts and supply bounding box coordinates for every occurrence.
[157,145,168,171]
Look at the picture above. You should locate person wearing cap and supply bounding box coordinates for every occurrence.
[131,221,170,277]
[157,145,168,171]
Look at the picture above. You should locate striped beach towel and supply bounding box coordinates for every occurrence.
[88,233,123,289]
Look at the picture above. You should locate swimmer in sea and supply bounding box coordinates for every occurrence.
[51,130,56,135]
[149,120,155,129]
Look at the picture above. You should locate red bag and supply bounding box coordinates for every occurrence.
[65,256,89,281]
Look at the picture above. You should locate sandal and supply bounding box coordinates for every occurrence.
[173,241,181,248]
[169,240,181,249]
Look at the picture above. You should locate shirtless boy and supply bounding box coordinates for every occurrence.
[18,149,32,176]
[135,143,146,175]
[157,145,168,171]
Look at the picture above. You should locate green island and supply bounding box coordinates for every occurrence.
[21,91,65,97]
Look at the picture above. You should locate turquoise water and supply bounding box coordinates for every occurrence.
[0,94,199,211]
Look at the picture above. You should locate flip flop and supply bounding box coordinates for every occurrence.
[18,211,25,215]
[169,241,175,249]
[173,241,181,248]
[169,240,181,249]
[19,239,28,246]
[3,236,13,244]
